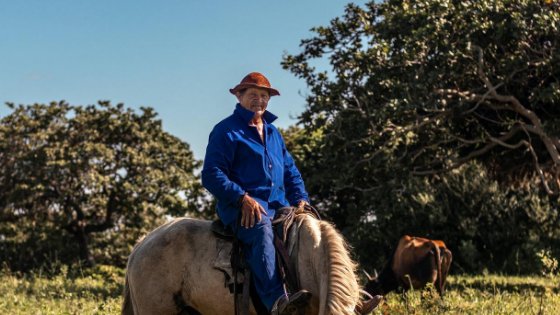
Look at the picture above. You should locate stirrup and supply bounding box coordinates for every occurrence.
[271,290,311,315]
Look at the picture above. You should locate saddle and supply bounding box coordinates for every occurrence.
[210,205,321,315]
[211,219,235,239]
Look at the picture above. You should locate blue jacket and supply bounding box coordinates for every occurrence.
[201,104,309,226]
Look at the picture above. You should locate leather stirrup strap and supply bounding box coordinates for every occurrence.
[274,235,299,293]
[240,269,251,315]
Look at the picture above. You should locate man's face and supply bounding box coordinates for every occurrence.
[236,87,270,118]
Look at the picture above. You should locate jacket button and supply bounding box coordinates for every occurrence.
[269,164,272,169]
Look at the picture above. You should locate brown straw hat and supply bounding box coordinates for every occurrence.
[229,72,280,96]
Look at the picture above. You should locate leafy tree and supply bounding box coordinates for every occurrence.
[283,0,560,194]
[0,101,206,269]
[282,0,560,273]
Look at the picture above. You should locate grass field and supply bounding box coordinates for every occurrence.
[0,265,559,314]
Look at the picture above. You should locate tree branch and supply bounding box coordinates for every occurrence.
[412,127,526,176]
[471,45,560,168]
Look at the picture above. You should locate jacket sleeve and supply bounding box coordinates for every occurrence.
[282,140,309,205]
[201,127,245,206]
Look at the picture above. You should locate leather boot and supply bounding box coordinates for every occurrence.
[270,290,312,315]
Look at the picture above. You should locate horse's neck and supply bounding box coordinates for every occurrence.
[291,216,360,315]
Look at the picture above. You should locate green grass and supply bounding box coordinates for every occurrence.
[0,265,123,315]
[371,274,560,315]
[0,266,559,314]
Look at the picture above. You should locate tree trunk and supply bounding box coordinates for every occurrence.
[75,227,95,267]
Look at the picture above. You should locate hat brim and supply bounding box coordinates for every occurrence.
[229,83,280,96]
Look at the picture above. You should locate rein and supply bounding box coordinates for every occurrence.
[272,204,321,242]
[272,205,321,293]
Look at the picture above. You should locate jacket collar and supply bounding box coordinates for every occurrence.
[234,103,278,124]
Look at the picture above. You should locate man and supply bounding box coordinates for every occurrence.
[201,72,311,314]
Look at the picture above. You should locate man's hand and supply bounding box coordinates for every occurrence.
[296,200,309,213]
[240,194,267,228]
[297,200,309,208]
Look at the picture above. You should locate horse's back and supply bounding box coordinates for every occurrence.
[151,217,212,254]
[129,218,212,270]
[126,217,235,314]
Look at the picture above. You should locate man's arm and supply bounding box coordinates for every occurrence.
[282,142,310,206]
[201,128,245,205]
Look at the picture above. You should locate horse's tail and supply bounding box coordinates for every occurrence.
[122,272,134,315]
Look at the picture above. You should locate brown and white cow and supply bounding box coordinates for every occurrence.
[365,235,452,296]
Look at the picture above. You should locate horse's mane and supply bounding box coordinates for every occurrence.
[316,218,361,314]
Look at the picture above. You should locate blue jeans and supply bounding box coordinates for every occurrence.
[233,216,285,310]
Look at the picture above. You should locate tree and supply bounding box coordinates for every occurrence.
[281,0,560,273]
[283,0,560,194]
[0,101,206,269]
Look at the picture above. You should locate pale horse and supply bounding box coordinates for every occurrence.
[122,213,378,315]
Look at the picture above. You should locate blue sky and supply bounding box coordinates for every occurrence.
[0,0,368,159]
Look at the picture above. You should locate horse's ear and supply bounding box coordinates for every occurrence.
[374,269,378,279]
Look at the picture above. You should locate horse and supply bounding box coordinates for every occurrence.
[122,213,378,315]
